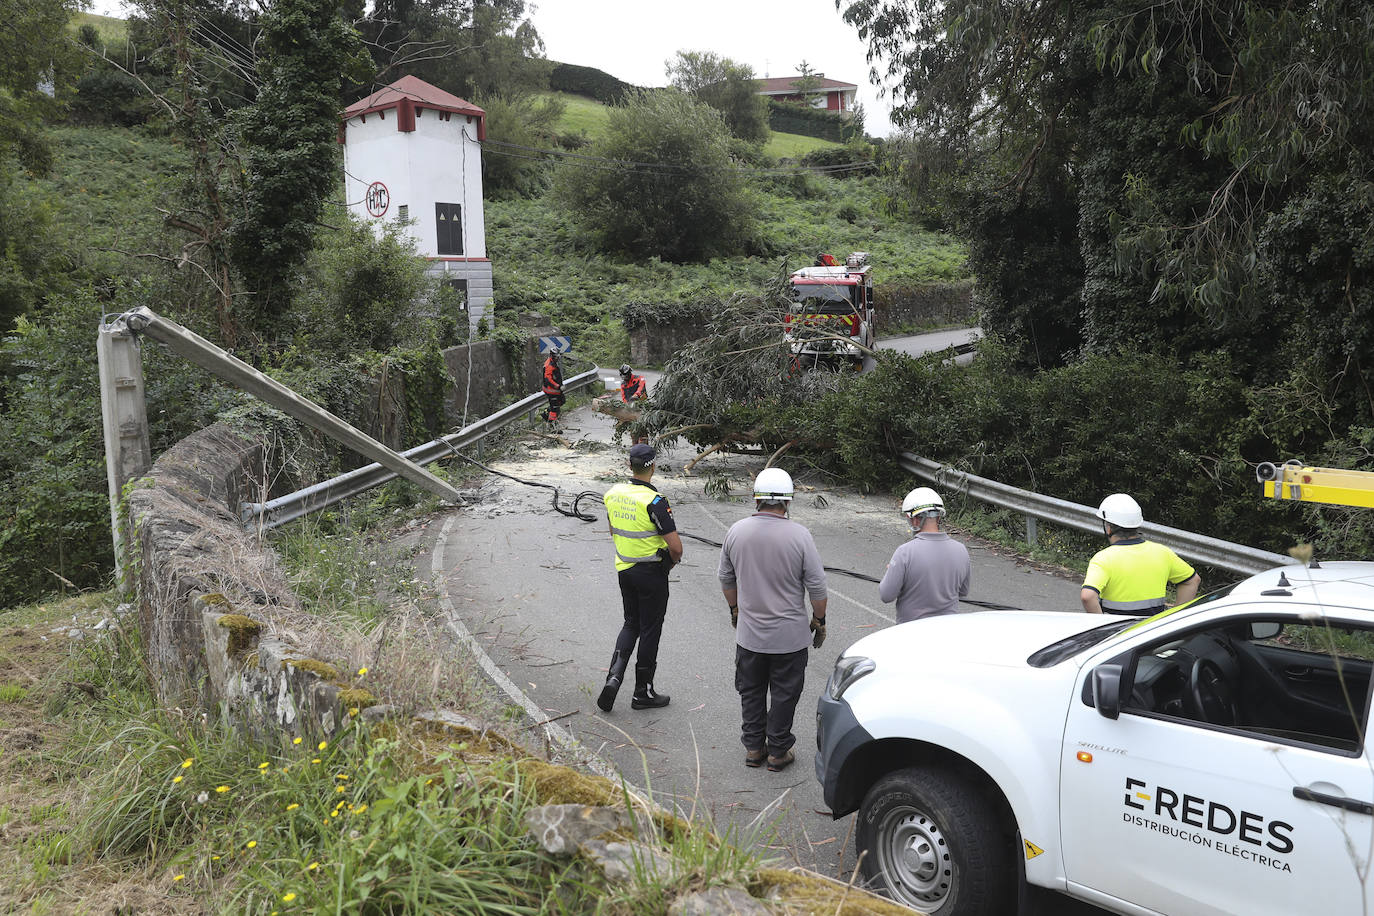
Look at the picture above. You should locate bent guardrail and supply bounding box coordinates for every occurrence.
[898,453,1290,577]
[242,370,601,529]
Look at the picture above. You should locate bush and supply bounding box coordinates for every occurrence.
[548,62,636,104]
[553,89,758,263]
[477,92,565,199]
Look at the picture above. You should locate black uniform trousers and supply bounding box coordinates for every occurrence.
[613,560,669,671]
[735,645,808,757]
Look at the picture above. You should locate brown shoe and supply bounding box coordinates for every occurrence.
[744,749,766,768]
[766,750,795,772]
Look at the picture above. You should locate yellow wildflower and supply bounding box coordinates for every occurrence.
[306,861,319,871]
[292,737,302,745]
[354,804,368,814]
[357,667,368,676]
[258,762,270,770]
[215,785,230,793]
[246,840,257,849]
[286,803,300,811]
[173,775,184,784]
[173,874,185,882]
[348,707,360,717]
[317,741,328,751]
[335,786,345,794]
[181,758,193,769]
[335,774,348,780]
[329,810,339,818]
[311,758,321,764]
[283,892,297,902]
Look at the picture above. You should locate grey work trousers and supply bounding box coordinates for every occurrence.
[735,645,807,757]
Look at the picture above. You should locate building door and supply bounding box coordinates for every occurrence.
[436,202,463,255]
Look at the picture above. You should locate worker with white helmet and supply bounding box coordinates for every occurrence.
[717,466,829,772]
[1081,493,1200,615]
[879,486,972,623]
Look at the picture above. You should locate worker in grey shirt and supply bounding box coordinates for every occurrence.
[879,486,971,623]
[718,467,828,772]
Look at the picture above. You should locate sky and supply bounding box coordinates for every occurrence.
[88,0,903,136]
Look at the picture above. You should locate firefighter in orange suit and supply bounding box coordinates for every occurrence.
[541,351,564,423]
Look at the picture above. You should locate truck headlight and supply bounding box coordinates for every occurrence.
[828,655,875,700]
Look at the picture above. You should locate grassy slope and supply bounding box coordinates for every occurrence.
[544,90,840,159]
[72,10,129,44]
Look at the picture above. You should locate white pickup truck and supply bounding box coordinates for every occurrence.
[815,561,1374,915]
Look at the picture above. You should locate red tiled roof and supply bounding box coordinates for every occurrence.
[343,75,485,118]
[756,75,857,94]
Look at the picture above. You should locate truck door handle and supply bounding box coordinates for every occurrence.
[1293,787,1373,815]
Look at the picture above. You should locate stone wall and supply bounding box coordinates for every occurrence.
[875,278,976,330]
[629,317,706,367]
[442,339,516,427]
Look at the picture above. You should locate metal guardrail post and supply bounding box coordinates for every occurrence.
[898,452,1291,576]
[97,317,153,593]
[119,307,464,507]
[241,370,600,529]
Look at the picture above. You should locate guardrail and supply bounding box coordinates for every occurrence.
[242,370,602,529]
[898,453,1290,576]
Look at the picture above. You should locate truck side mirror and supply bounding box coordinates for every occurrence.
[1092,665,1123,720]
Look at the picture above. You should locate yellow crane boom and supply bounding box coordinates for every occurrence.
[1258,461,1374,510]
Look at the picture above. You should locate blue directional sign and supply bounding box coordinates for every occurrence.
[538,336,572,354]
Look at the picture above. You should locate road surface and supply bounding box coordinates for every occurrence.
[412,329,1096,889]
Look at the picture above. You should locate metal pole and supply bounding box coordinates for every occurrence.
[97,318,153,593]
[1025,514,1038,547]
[120,307,462,505]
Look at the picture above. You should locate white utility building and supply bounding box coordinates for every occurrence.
[340,75,491,332]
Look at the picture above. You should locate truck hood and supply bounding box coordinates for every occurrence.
[846,611,1121,670]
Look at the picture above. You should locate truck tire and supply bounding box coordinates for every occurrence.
[856,766,1013,916]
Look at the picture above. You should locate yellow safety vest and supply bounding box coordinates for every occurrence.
[604,482,667,572]
[1083,538,1195,614]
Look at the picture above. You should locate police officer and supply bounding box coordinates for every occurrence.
[718,467,828,772]
[879,486,971,623]
[598,442,682,711]
[540,351,564,424]
[1081,493,1200,615]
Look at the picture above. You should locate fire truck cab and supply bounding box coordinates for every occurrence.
[784,252,875,369]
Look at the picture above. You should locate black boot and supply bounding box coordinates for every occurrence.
[597,650,629,712]
[631,665,670,709]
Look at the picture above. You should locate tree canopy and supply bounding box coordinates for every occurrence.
[666,50,770,144]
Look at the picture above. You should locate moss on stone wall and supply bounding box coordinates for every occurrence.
[215,613,262,657]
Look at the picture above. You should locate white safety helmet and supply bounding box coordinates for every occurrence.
[901,486,944,518]
[753,467,794,502]
[1096,493,1143,529]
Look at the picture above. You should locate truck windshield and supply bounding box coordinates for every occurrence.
[790,284,857,315]
[1027,620,1135,667]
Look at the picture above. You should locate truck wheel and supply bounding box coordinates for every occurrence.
[856,766,1013,916]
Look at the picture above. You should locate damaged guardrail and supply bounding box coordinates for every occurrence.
[898,453,1290,576]
[242,370,601,529]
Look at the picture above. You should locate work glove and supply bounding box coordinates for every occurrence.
[730,605,738,629]
[810,614,826,649]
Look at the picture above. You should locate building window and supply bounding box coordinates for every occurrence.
[435,202,463,255]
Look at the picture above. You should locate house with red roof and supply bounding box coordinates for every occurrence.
[756,74,858,116]
[340,76,491,331]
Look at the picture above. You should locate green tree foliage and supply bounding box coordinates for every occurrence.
[228,0,371,336]
[666,50,769,144]
[359,0,547,101]
[0,0,83,174]
[553,89,757,263]
[476,92,565,198]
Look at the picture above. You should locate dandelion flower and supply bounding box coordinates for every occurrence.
[349,707,359,717]
[335,786,345,794]
[307,861,319,871]
[246,840,257,849]
[334,801,345,811]
[215,785,230,794]
[357,667,368,676]
[317,741,328,751]
[283,892,297,902]
[311,758,321,764]
[329,810,339,818]
[212,855,221,861]
[258,762,270,770]
[173,775,184,784]
[335,774,348,780]
[173,874,185,882]
[354,804,368,814]
[286,803,300,811]
[181,758,193,769]
[292,737,302,745]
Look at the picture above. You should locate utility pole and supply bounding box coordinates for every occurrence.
[97,317,153,593]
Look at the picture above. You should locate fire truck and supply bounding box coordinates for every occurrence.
[783,252,876,369]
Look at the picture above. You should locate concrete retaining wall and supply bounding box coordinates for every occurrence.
[442,339,515,427]
[876,279,976,330]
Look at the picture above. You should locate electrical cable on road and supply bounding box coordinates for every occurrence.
[444,445,1022,611]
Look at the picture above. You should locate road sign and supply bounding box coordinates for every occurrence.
[365,181,389,217]
[538,336,571,354]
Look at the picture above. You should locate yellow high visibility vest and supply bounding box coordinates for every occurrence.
[604,482,667,572]
[1084,538,1195,614]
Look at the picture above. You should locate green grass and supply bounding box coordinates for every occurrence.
[72,11,129,45]
[762,130,840,159]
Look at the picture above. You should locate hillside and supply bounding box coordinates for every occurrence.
[543,90,841,159]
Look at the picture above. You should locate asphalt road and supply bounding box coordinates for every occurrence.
[416,329,1091,886]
